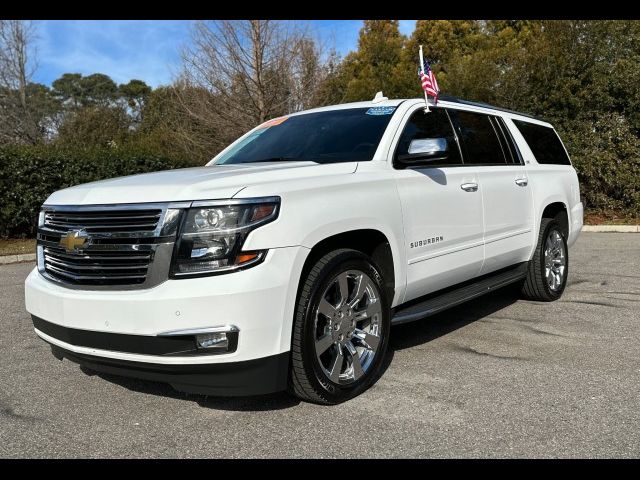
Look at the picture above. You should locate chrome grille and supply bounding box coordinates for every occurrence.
[37,204,183,290]
[42,246,152,286]
[43,209,162,233]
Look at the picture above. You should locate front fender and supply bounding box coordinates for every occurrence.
[237,174,406,307]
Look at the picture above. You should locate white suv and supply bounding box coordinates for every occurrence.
[25,96,583,404]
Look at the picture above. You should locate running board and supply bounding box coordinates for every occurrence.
[392,263,528,325]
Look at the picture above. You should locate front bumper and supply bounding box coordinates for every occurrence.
[25,245,310,395]
[47,341,289,397]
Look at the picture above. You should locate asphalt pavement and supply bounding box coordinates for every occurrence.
[1,233,639,458]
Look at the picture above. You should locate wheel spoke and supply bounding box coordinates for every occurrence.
[344,342,364,380]
[329,345,344,382]
[318,297,338,318]
[337,273,350,306]
[348,274,366,308]
[314,268,384,385]
[353,328,380,351]
[354,300,381,322]
[544,230,566,292]
[315,333,334,356]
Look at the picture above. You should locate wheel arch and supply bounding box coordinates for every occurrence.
[541,201,569,238]
[298,229,396,304]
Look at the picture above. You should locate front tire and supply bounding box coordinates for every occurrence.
[522,218,569,301]
[289,249,390,404]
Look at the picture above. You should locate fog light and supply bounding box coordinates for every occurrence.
[196,332,229,350]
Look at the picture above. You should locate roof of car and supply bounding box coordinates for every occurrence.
[298,96,548,126]
[437,95,543,121]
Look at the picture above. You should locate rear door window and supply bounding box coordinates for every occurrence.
[494,117,523,165]
[512,120,571,165]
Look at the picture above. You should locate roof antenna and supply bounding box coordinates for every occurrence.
[371,91,388,104]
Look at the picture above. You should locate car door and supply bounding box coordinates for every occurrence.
[392,106,484,304]
[448,109,534,275]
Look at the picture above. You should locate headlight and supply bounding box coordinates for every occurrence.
[170,197,280,277]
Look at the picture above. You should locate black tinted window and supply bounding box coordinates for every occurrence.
[395,108,462,166]
[494,117,523,165]
[216,108,394,165]
[450,110,507,165]
[513,120,571,165]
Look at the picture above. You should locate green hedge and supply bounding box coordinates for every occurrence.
[0,145,196,238]
[1,142,638,239]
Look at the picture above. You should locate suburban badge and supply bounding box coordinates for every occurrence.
[410,236,444,248]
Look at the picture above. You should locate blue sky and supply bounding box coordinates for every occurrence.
[33,20,417,88]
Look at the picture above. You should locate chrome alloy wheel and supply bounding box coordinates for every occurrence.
[314,270,383,385]
[544,229,566,291]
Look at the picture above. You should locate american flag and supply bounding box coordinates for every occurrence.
[418,60,439,102]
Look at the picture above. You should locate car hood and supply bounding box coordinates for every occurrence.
[45,161,357,205]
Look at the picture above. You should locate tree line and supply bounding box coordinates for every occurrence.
[1,19,639,217]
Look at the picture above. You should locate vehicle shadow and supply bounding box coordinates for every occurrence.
[85,284,521,411]
[390,284,521,351]
[375,283,521,382]
[85,368,301,411]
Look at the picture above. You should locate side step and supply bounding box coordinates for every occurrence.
[392,262,528,325]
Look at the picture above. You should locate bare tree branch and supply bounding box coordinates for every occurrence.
[172,20,331,157]
[0,20,42,144]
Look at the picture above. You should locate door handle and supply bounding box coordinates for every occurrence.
[515,178,529,187]
[460,182,478,192]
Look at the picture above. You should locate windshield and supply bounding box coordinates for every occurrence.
[214,107,396,165]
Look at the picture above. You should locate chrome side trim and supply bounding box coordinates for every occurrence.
[157,325,240,337]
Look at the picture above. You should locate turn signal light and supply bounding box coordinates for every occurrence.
[236,252,259,264]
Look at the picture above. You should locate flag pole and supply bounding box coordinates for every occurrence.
[419,45,430,112]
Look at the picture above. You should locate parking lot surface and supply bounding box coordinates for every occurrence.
[1,233,639,458]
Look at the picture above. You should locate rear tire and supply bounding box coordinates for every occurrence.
[521,218,569,301]
[289,249,391,405]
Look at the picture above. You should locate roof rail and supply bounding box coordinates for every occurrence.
[438,94,541,121]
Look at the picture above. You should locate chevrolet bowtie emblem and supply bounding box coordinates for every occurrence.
[59,230,89,253]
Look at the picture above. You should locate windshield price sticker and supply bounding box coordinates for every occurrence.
[366,106,396,116]
[259,116,289,128]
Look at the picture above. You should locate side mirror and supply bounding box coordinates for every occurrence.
[397,138,449,165]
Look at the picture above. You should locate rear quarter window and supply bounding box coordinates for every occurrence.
[512,120,571,165]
